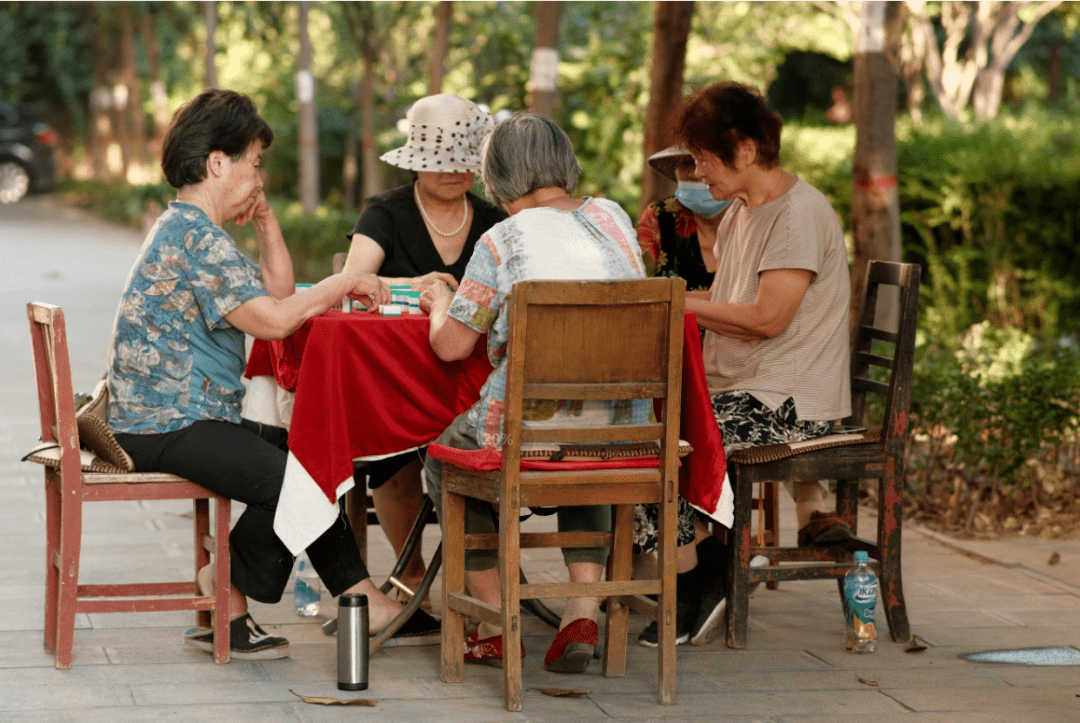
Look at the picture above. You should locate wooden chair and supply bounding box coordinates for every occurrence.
[26,302,232,668]
[724,261,920,649]
[434,278,685,712]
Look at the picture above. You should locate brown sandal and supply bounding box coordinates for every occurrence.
[797,511,853,547]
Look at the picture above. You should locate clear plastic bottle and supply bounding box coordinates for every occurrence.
[294,556,322,617]
[843,551,878,653]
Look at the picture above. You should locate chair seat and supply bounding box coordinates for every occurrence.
[727,427,882,465]
[428,441,685,472]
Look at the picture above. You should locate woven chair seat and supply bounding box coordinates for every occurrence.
[727,427,883,466]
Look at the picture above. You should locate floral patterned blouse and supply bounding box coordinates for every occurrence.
[636,195,715,292]
[107,201,267,435]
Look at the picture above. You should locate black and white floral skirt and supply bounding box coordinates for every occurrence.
[632,391,833,555]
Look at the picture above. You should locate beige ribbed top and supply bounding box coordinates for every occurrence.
[703,178,851,421]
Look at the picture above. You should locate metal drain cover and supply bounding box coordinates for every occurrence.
[965,646,1080,666]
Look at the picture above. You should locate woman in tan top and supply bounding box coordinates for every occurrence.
[636,81,853,649]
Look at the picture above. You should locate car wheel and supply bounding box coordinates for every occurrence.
[0,160,30,204]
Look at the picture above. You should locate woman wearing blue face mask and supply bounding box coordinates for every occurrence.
[638,145,732,293]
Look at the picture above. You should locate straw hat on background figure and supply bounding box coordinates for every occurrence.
[647,143,694,181]
[380,93,493,174]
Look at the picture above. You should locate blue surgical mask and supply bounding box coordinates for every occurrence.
[674,181,731,218]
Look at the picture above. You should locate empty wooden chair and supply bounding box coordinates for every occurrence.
[725,261,920,648]
[26,302,232,668]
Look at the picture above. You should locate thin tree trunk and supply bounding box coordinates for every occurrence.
[142,11,170,149]
[342,79,361,212]
[529,2,563,118]
[428,1,453,96]
[850,1,903,337]
[639,1,694,218]
[360,55,382,201]
[297,1,320,214]
[120,12,149,181]
[204,1,218,88]
[88,7,115,180]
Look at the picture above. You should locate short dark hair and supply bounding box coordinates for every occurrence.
[161,89,273,189]
[674,82,782,169]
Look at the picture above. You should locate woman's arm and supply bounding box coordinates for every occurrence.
[686,268,813,340]
[225,272,390,340]
[421,283,481,361]
[344,232,458,292]
[233,191,294,300]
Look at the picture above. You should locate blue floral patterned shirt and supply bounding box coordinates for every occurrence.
[106,201,267,434]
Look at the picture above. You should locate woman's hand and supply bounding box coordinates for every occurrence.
[419,281,455,314]
[411,271,459,293]
[233,190,273,227]
[345,273,391,309]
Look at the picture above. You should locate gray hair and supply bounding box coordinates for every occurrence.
[481,113,580,208]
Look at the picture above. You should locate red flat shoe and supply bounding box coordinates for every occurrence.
[464,628,525,668]
[543,618,598,673]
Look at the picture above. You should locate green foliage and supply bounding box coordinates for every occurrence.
[56,176,173,228]
[911,325,1080,492]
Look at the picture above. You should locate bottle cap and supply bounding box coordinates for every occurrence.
[853,551,869,563]
[339,593,368,607]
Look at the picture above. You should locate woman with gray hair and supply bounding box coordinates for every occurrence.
[419,112,649,674]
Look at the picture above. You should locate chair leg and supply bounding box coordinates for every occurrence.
[602,503,632,678]
[878,467,911,643]
[43,469,60,655]
[440,485,466,684]
[763,482,780,590]
[657,483,677,705]
[726,467,751,650]
[194,498,211,630]
[213,497,231,664]
[54,483,82,670]
[500,495,523,713]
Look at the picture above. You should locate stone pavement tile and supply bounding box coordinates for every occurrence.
[886,685,1080,716]
[0,679,137,711]
[971,663,1080,688]
[911,625,1078,650]
[4,703,303,723]
[0,630,107,668]
[677,649,833,674]
[591,689,906,719]
[695,665,1000,693]
[777,712,1080,723]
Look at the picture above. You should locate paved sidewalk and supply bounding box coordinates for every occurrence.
[2,196,1079,722]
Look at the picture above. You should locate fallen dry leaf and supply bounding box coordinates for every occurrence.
[856,675,878,687]
[289,689,377,707]
[905,635,928,653]
[1049,552,1061,566]
[530,686,590,698]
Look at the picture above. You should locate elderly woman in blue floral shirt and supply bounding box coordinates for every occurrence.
[106,89,439,660]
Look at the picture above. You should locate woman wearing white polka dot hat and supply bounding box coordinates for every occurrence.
[340,94,507,601]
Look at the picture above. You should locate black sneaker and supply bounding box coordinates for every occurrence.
[690,553,770,647]
[381,608,441,648]
[185,613,290,660]
[637,568,701,648]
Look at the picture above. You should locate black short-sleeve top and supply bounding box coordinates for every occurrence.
[348,184,507,282]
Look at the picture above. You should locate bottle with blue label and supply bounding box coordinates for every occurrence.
[294,555,322,617]
[843,551,877,653]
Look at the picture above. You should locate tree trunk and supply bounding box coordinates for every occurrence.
[342,79,361,212]
[141,11,170,153]
[639,1,694,218]
[529,2,563,118]
[360,55,382,201]
[88,7,115,180]
[428,1,453,95]
[120,12,149,182]
[204,1,218,88]
[297,1,320,214]
[850,1,903,337]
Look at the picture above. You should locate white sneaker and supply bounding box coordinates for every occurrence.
[748,555,770,596]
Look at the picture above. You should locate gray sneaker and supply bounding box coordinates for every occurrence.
[185,613,289,660]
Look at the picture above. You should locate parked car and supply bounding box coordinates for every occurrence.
[0,101,56,203]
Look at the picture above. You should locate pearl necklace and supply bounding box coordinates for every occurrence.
[414,184,469,237]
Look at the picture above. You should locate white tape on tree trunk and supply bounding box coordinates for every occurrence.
[295,70,315,104]
[529,47,560,92]
[856,1,886,54]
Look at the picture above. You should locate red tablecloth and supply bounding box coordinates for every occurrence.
[246,310,727,520]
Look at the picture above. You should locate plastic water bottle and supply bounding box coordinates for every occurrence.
[843,551,878,653]
[294,556,322,617]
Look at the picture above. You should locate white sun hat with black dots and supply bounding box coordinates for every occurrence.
[380,94,493,174]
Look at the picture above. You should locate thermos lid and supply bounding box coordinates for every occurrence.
[339,593,368,607]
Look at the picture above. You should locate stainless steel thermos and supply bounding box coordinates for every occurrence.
[337,593,369,690]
